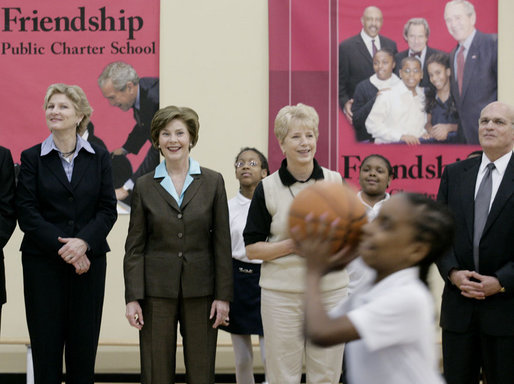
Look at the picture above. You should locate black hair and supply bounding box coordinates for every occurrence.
[402,193,454,285]
[373,48,395,61]
[359,154,393,178]
[234,147,270,175]
[424,52,458,119]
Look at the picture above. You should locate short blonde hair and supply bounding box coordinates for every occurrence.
[150,106,200,150]
[44,83,92,134]
[274,103,319,143]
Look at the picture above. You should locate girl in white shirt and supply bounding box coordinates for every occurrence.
[297,193,454,384]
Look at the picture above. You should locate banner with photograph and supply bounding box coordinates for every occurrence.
[269,0,497,197]
[1,0,159,208]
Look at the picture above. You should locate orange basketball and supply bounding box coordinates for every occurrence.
[288,181,367,253]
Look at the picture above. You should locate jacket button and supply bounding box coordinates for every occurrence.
[178,252,183,257]
[68,197,74,202]
[177,232,183,238]
[68,220,74,226]
[177,213,183,219]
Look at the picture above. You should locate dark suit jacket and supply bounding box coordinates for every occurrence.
[85,121,107,150]
[394,46,443,88]
[123,77,159,155]
[449,30,497,144]
[436,154,514,336]
[338,33,397,111]
[16,143,117,258]
[124,166,233,303]
[351,78,378,142]
[123,77,160,184]
[0,147,16,305]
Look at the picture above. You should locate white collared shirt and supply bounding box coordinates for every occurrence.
[154,157,201,206]
[454,29,477,82]
[360,30,381,57]
[475,151,512,211]
[408,46,427,68]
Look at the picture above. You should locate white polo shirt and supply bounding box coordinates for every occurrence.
[331,267,444,384]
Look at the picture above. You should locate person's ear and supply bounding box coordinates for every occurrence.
[408,242,430,266]
[260,169,268,179]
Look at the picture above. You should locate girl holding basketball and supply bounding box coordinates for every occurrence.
[297,193,453,384]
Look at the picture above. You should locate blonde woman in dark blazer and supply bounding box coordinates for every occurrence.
[16,84,117,384]
[124,106,233,384]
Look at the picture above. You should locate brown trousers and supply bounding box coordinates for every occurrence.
[140,296,218,384]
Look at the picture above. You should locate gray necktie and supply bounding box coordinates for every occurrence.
[473,163,495,271]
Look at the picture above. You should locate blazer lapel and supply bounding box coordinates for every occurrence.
[482,156,514,237]
[70,150,92,190]
[152,178,181,212]
[181,174,202,210]
[42,152,73,193]
[355,36,373,66]
[461,33,480,98]
[461,159,480,241]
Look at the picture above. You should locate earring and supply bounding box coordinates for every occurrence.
[189,143,193,148]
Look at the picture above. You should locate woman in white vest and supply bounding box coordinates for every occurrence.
[244,103,348,384]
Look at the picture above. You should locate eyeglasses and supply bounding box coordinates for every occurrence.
[235,160,260,168]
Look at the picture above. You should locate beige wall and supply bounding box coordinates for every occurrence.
[1,0,512,373]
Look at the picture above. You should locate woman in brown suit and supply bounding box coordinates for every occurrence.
[123,105,233,384]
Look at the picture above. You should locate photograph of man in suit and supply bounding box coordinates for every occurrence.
[338,6,397,124]
[437,101,514,384]
[395,18,443,88]
[444,0,497,145]
[98,61,160,201]
[0,146,16,334]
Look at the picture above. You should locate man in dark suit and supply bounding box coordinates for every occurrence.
[445,0,497,144]
[338,6,397,123]
[0,146,16,333]
[98,61,160,201]
[394,17,443,88]
[437,101,514,384]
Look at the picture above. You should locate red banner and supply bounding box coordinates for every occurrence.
[1,0,159,171]
[269,0,497,197]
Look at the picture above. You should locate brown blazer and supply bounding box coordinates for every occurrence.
[124,166,233,304]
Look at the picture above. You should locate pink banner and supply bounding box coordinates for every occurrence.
[1,0,159,172]
[269,0,497,197]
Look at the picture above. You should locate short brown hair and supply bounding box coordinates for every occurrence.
[150,106,200,150]
[44,83,92,134]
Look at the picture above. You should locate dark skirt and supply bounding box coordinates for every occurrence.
[222,259,263,336]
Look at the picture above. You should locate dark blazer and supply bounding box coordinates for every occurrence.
[338,33,397,111]
[0,147,16,305]
[85,121,107,150]
[449,31,497,144]
[437,154,514,336]
[124,77,160,184]
[351,78,378,142]
[394,46,443,88]
[123,77,159,155]
[124,166,233,303]
[16,143,117,258]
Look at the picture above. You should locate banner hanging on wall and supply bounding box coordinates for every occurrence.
[268,0,497,197]
[1,0,160,209]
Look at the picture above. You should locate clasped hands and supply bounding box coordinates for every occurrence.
[58,236,90,275]
[450,269,503,299]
